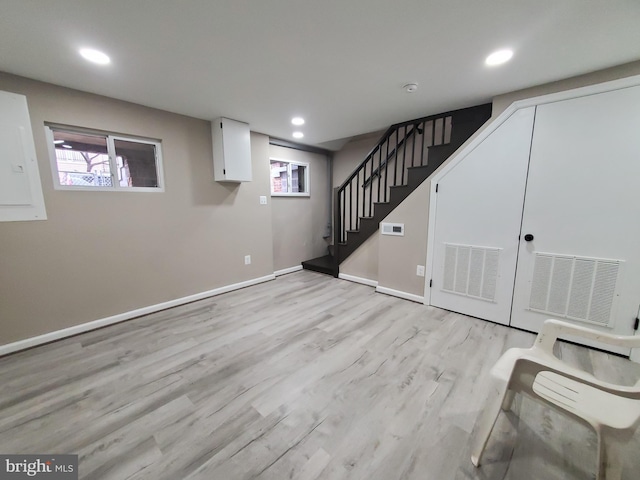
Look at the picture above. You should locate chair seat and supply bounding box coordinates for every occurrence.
[533,371,640,430]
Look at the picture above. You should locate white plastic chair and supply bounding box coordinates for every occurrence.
[471,319,640,480]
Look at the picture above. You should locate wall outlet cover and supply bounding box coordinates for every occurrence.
[259,196,267,205]
[244,255,251,265]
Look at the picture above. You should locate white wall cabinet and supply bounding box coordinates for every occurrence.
[212,117,252,182]
[0,90,47,222]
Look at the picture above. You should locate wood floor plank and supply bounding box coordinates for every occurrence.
[1,270,639,479]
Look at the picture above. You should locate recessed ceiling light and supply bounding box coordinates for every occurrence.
[62,144,73,149]
[79,48,111,65]
[485,49,513,66]
[53,140,65,144]
[291,117,305,126]
[292,132,304,139]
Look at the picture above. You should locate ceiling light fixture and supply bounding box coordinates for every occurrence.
[292,132,304,139]
[79,48,111,65]
[403,83,418,93]
[53,140,65,144]
[485,49,513,66]
[62,144,73,149]
[291,117,305,126]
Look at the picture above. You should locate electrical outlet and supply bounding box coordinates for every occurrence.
[416,265,425,277]
[259,196,267,205]
[244,255,251,265]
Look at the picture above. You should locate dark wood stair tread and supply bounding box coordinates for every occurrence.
[302,255,337,277]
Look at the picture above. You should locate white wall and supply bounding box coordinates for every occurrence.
[270,145,330,271]
[0,72,274,347]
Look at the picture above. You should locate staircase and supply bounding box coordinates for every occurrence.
[302,103,492,277]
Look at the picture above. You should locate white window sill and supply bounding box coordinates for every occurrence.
[271,192,310,197]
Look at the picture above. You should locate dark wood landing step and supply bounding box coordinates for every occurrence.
[302,255,337,277]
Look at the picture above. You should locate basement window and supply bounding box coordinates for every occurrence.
[270,158,309,196]
[45,125,164,192]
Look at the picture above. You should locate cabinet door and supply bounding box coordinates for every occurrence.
[430,108,535,325]
[0,90,47,221]
[217,118,251,182]
[511,86,640,354]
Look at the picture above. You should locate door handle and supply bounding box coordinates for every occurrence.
[524,234,534,242]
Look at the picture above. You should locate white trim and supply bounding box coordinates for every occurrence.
[269,157,310,196]
[428,75,640,184]
[0,274,275,357]
[338,273,378,287]
[271,192,310,197]
[376,286,424,303]
[274,265,303,276]
[424,179,436,305]
[423,74,640,305]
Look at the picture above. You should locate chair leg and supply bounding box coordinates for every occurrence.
[596,429,623,480]
[501,389,515,411]
[471,381,508,467]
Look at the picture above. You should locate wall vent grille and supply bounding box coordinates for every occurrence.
[528,253,621,328]
[442,243,500,302]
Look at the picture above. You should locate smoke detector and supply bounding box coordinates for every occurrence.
[403,83,418,93]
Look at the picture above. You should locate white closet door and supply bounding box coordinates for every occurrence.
[511,86,640,354]
[430,108,535,325]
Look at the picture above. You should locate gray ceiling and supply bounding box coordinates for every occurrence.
[1,0,640,149]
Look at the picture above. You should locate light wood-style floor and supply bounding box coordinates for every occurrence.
[1,271,639,479]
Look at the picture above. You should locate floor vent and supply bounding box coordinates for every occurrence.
[442,243,501,302]
[528,253,621,327]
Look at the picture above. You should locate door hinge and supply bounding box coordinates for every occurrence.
[429,279,433,288]
[435,183,439,193]
[223,169,226,175]
[220,122,223,129]
[634,317,639,331]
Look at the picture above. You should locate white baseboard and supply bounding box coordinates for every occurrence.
[0,274,276,357]
[274,265,303,276]
[376,285,424,303]
[338,273,378,287]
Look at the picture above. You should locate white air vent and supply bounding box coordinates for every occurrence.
[528,253,622,327]
[381,222,404,236]
[441,243,501,302]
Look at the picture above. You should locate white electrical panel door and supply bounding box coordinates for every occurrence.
[511,86,640,354]
[430,107,535,325]
[212,117,252,182]
[0,90,46,221]
[0,125,32,205]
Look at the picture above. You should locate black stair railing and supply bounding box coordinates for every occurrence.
[329,103,492,271]
[335,112,452,245]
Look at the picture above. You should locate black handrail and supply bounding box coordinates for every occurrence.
[362,123,422,189]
